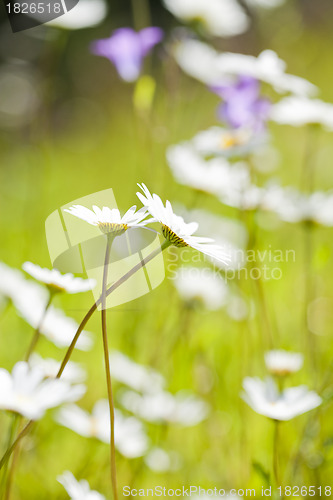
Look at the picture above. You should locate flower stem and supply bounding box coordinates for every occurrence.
[101,235,118,500]
[25,294,53,361]
[273,421,281,488]
[0,239,170,470]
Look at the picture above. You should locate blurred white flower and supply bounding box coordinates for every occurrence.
[29,354,86,384]
[0,362,85,420]
[56,401,148,458]
[144,447,180,472]
[0,262,47,307]
[244,0,285,8]
[17,300,93,351]
[137,183,231,265]
[166,143,251,198]
[175,40,316,96]
[109,351,165,393]
[242,377,321,420]
[58,471,105,500]
[192,126,268,158]
[264,350,303,376]
[46,0,107,30]
[120,390,209,426]
[64,204,151,235]
[271,96,333,129]
[164,0,249,37]
[173,267,229,310]
[22,262,95,294]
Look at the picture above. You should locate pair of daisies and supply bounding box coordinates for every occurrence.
[64,183,230,265]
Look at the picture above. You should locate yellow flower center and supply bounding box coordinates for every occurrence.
[220,133,240,150]
[162,224,189,248]
[98,222,128,236]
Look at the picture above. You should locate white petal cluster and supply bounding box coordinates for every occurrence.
[164,0,249,37]
[46,0,107,30]
[22,262,95,294]
[120,390,209,426]
[271,96,333,129]
[173,267,229,310]
[175,40,316,96]
[0,362,85,420]
[56,401,148,458]
[29,354,86,384]
[58,471,106,500]
[109,351,165,393]
[242,377,321,421]
[137,183,231,265]
[0,263,93,350]
[64,204,151,235]
[264,350,303,376]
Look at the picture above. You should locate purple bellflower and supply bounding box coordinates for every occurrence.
[91,27,163,82]
[211,76,271,132]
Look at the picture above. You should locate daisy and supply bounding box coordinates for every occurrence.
[109,351,165,394]
[174,39,316,96]
[22,262,96,294]
[29,354,86,384]
[271,96,333,130]
[173,267,229,311]
[242,377,321,421]
[163,0,249,37]
[136,183,231,265]
[0,262,47,307]
[264,350,303,377]
[192,126,268,158]
[64,204,151,236]
[56,401,148,458]
[120,389,209,426]
[17,298,93,351]
[58,471,106,500]
[0,362,86,420]
[91,27,163,82]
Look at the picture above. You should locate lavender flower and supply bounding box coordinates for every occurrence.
[91,27,163,82]
[211,76,271,132]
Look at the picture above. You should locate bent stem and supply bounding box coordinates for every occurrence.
[100,235,118,500]
[0,239,171,470]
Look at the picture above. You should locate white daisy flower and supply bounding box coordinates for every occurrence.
[271,96,333,129]
[0,262,48,307]
[174,40,317,96]
[166,142,253,200]
[136,183,231,265]
[22,262,96,294]
[29,354,86,384]
[192,126,268,158]
[144,448,181,473]
[120,390,209,426]
[264,350,303,377]
[164,0,249,37]
[0,362,85,420]
[109,351,165,394]
[17,298,93,351]
[242,377,322,421]
[58,471,105,500]
[173,267,229,310]
[64,204,151,236]
[56,401,148,458]
[244,0,285,8]
[46,0,107,30]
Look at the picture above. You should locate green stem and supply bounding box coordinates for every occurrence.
[25,294,53,361]
[0,240,170,470]
[273,421,281,488]
[101,235,118,500]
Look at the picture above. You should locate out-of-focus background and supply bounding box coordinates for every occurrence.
[1,0,333,498]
